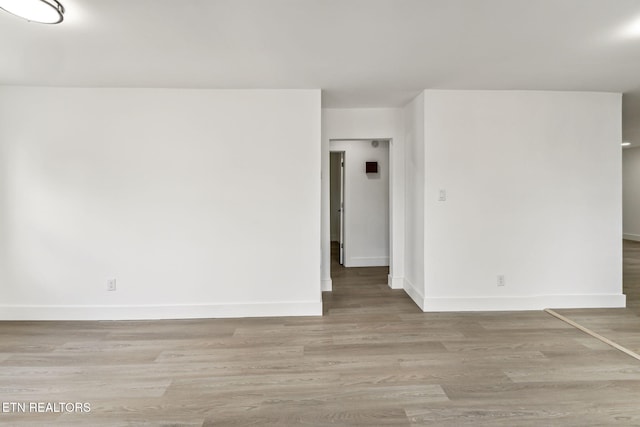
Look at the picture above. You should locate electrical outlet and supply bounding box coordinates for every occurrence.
[497,275,505,287]
[107,278,117,291]
[438,189,447,201]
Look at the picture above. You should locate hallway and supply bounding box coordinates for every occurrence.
[323,241,416,316]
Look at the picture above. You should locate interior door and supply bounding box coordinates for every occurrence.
[339,152,345,265]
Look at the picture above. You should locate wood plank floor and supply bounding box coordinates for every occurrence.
[554,239,640,357]
[0,243,639,426]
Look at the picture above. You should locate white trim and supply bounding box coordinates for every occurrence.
[623,233,640,242]
[403,278,425,310]
[420,294,626,312]
[345,256,389,267]
[387,275,404,289]
[0,301,323,321]
[321,279,332,292]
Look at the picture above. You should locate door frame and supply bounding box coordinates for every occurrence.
[329,150,346,265]
[322,136,403,293]
[338,151,345,265]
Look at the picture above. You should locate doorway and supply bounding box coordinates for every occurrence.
[329,140,390,270]
[329,152,345,265]
[326,139,399,314]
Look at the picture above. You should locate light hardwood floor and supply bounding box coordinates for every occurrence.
[0,243,639,426]
[555,239,640,357]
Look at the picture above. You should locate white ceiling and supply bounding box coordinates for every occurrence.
[2,0,640,145]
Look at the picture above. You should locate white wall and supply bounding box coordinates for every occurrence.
[402,94,426,308]
[419,90,624,311]
[0,87,322,320]
[321,108,404,290]
[622,94,640,147]
[329,152,341,242]
[623,146,640,241]
[330,140,389,267]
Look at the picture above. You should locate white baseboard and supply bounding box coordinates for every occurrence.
[321,278,332,292]
[0,301,323,321]
[345,256,389,267]
[403,278,425,310]
[388,275,404,289]
[623,233,640,242]
[420,294,626,312]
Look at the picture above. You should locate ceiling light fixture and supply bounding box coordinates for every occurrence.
[622,142,631,147]
[0,0,64,24]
